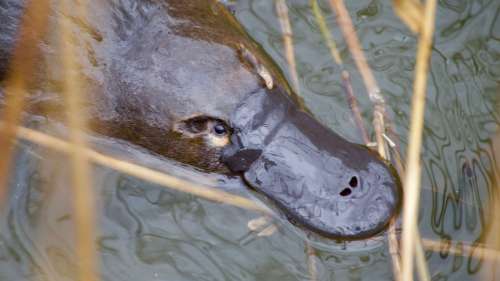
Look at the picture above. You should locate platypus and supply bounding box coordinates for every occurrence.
[0,0,401,239]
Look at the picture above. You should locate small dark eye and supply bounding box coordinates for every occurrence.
[213,124,227,135]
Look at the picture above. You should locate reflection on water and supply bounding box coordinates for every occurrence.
[1,0,500,280]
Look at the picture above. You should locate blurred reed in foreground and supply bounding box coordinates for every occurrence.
[1,123,271,214]
[398,1,437,281]
[0,0,50,203]
[275,0,301,98]
[58,0,98,279]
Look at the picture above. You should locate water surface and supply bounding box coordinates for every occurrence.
[1,0,500,280]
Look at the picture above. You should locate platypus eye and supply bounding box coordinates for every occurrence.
[213,123,227,136]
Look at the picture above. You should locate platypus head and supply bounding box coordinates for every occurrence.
[216,86,402,239]
[154,3,401,239]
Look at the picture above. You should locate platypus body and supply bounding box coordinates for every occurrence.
[0,0,401,239]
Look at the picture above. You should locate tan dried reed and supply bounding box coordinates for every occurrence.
[275,0,301,97]
[422,238,500,261]
[393,0,424,34]
[306,242,318,281]
[400,0,437,280]
[5,124,271,214]
[0,0,50,202]
[328,0,387,165]
[310,0,370,144]
[58,0,100,280]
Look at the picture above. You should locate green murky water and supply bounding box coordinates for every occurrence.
[1,0,499,280]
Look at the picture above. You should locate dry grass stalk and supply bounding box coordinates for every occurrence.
[306,242,318,281]
[247,216,272,231]
[275,0,301,96]
[385,111,476,206]
[247,216,277,237]
[483,136,500,274]
[310,0,342,65]
[341,71,370,144]
[328,0,387,162]
[387,219,402,281]
[257,224,278,237]
[387,127,406,177]
[422,238,500,261]
[392,0,424,34]
[327,0,380,99]
[5,124,271,214]
[482,199,500,277]
[375,138,402,281]
[415,231,431,281]
[400,0,437,280]
[0,0,50,202]
[58,0,99,280]
[310,0,370,152]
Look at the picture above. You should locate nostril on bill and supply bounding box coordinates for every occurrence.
[339,187,351,196]
[349,176,358,188]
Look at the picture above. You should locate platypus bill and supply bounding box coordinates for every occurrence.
[0,0,402,240]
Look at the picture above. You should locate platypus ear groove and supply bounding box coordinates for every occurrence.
[236,44,274,90]
[174,115,209,135]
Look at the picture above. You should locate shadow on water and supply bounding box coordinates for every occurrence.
[1,0,500,280]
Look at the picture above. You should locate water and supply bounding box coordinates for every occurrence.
[2,0,500,280]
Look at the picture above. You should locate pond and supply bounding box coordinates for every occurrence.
[1,0,499,280]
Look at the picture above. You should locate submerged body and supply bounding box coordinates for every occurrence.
[0,0,401,239]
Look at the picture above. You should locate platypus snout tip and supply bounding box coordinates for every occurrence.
[322,159,402,239]
[223,136,402,239]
